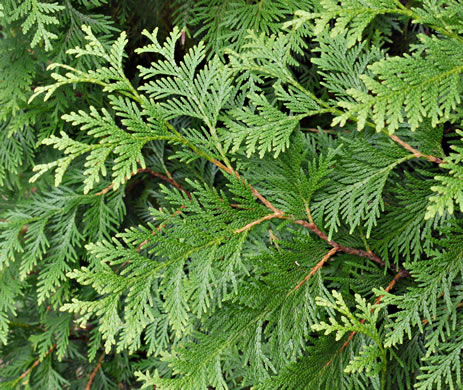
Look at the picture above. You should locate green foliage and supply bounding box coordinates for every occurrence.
[8,0,65,51]
[427,130,463,218]
[187,0,313,56]
[345,36,463,133]
[1,0,463,389]
[314,138,412,238]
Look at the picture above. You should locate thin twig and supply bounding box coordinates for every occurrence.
[211,159,282,214]
[249,187,282,215]
[85,351,105,390]
[14,345,56,385]
[96,168,191,198]
[234,212,286,234]
[142,169,192,199]
[218,152,403,276]
[209,159,404,275]
[292,220,395,270]
[373,270,408,305]
[389,134,444,164]
[293,248,338,291]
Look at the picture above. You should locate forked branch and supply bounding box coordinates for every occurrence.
[210,159,404,274]
[292,219,390,270]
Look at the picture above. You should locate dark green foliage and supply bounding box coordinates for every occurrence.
[1,1,463,389]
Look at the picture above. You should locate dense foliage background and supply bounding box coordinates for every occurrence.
[1,1,463,389]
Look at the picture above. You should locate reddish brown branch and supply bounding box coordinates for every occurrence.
[292,220,393,270]
[85,351,105,390]
[210,158,233,175]
[142,169,191,199]
[209,159,405,275]
[294,248,338,291]
[234,212,286,234]
[211,159,282,214]
[249,187,282,215]
[209,136,435,274]
[389,134,444,164]
[305,125,442,164]
[134,206,187,254]
[97,168,191,198]
[17,345,56,383]
[374,270,407,304]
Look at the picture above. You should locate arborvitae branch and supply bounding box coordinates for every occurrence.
[389,135,444,164]
[11,345,56,387]
[2,2,462,388]
[293,247,338,291]
[234,212,286,234]
[338,271,407,355]
[211,159,283,214]
[96,167,190,197]
[293,219,391,269]
[212,155,410,277]
[85,351,105,390]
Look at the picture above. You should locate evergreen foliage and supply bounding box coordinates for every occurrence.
[1,1,463,389]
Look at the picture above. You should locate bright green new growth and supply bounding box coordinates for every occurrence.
[1,0,463,389]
